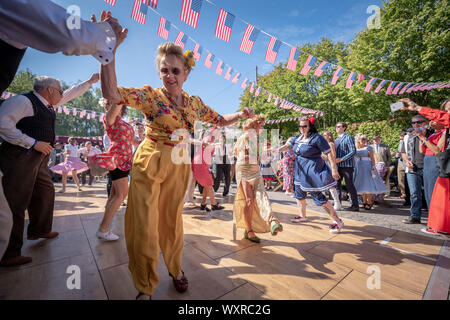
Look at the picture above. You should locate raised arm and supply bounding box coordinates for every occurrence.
[218,107,254,127]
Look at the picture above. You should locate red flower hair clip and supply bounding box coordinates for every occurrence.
[308,117,315,125]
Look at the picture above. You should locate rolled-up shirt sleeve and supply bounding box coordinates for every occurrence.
[55,80,92,108]
[0,0,116,65]
[0,95,35,148]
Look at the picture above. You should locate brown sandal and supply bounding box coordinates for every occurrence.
[170,270,189,293]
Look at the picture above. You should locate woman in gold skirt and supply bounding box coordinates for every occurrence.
[100,27,254,298]
[233,115,283,243]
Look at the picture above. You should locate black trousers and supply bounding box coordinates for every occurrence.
[213,164,231,195]
[0,39,27,95]
[336,167,359,207]
[0,143,54,259]
[81,169,94,186]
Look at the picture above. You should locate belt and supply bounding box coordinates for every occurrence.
[146,136,176,147]
[358,157,371,161]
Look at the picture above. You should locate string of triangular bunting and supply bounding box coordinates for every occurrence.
[0,91,143,124]
[103,0,449,98]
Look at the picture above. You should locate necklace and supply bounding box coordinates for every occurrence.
[163,88,185,111]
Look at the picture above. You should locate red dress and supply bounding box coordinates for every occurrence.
[192,134,215,187]
[91,116,134,172]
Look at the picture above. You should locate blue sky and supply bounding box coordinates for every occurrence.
[19,0,383,116]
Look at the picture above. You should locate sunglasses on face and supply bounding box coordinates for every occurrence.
[160,67,182,75]
[335,125,342,128]
[411,120,425,125]
[299,125,309,129]
[51,87,63,95]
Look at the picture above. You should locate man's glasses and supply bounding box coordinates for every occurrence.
[411,120,425,125]
[51,87,63,95]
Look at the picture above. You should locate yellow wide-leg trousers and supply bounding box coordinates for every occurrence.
[125,139,190,296]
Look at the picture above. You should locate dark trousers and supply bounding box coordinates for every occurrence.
[337,166,359,207]
[0,39,27,94]
[81,169,94,186]
[0,143,54,259]
[213,164,231,195]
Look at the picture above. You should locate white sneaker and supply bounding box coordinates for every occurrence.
[96,230,119,241]
[291,216,308,223]
[329,220,344,233]
[333,202,342,211]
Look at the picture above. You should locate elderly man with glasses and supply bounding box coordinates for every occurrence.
[0,74,98,266]
[399,115,432,224]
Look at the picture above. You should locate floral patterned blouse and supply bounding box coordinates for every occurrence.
[118,86,222,141]
[91,116,134,171]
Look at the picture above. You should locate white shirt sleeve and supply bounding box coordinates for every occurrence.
[103,134,110,150]
[55,80,92,108]
[0,95,35,148]
[0,0,116,65]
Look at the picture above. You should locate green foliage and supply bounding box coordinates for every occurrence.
[7,68,34,93]
[238,0,450,139]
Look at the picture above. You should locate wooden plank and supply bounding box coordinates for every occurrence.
[322,269,421,300]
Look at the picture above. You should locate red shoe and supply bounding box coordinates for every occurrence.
[171,271,189,293]
[27,231,59,240]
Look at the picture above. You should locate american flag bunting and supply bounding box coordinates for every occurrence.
[214,9,235,42]
[131,0,148,25]
[180,0,203,29]
[286,47,300,71]
[174,31,188,49]
[157,16,170,40]
[265,37,281,64]
[240,24,260,54]
[299,55,317,75]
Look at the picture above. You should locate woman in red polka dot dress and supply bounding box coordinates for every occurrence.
[91,98,140,241]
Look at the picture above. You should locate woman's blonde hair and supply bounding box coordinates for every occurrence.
[156,42,194,73]
[355,133,368,148]
[322,131,334,143]
[243,114,266,131]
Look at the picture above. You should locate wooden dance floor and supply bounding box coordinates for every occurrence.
[0,183,448,300]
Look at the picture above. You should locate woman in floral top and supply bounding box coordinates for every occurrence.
[100,40,253,300]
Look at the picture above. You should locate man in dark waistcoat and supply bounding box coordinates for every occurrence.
[0,76,63,266]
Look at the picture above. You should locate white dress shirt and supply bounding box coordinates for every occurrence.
[78,146,101,157]
[65,144,78,157]
[0,81,92,149]
[0,0,116,65]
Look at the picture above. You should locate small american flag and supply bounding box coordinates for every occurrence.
[364,77,378,92]
[385,81,397,95]
[104,0,116,6]
[72,108,77,116]
[345,72,357,89]
[313,61,330,77]
[374,80,387,93]
[157,16,170,40]
[240,77,248,89]
[392,82,405,95]
[215,60,224,75]
[240,24,259,54]
[249,82,254,93]
[299,54,317,75]
[267,93,272,102]
[265,37,281,64]
[255,86,261,96]
[215,9,235,42]
[193,43,202,61]
[232,72,241,83]
[57,106,62,113]
[224,66,233,80]
[146,0,158,9]
[204,53,214,68]
[131,0,148,25]
[180,0,203,29]
[399,83,414,95]
[174,31,188,49]
[331,66,344,85]
[286,47,300,71]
